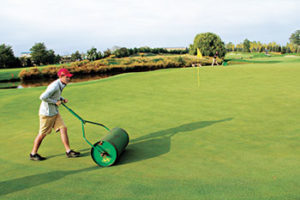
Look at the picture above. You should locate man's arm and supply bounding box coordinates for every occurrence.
[40,85,59,104]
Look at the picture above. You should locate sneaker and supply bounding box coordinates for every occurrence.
[66,150,80,158]
[30,153,46,161]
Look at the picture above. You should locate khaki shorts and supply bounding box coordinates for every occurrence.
[39,114,66,135]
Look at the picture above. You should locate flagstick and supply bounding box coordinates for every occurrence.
[196,48,203,88]
[197,66,200,87]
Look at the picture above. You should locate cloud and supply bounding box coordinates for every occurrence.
[0,0,299,55]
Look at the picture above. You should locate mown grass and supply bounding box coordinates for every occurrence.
[0,68,23,82]
[225,52,300,65]
[0,57,300,199]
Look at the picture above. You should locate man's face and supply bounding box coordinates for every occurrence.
[60,75,71,85]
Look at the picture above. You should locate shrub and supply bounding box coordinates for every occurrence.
[19,67,42,80]
[18,55,217,80]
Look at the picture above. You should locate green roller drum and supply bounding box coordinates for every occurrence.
[91,128,129,167]
[61,103,129,167]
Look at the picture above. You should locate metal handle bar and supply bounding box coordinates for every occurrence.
[61,102,110,150]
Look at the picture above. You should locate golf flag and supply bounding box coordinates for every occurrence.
[196,48,202,87]
[197,48,203,59]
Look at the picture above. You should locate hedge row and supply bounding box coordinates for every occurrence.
[19,56,216,81]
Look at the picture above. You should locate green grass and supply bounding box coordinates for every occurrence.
[225,52,300,65]
[0,68,23,81]
[224,52,279,60]
[0,58,300,199]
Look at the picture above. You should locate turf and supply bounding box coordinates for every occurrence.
[0,57,300,199]
[0,68,22,82]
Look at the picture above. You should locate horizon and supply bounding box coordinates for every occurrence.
[1,0,299,56]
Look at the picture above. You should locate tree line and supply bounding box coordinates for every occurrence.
[186,30,300,58]
[0,43,188,69]
[1,30,299,69]
[0,43,61,69]
[226,40,300,54]
[82,46,188,61]
[226,30,300,54]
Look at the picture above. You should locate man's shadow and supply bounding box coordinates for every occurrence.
[117,118,233,165]
[0,166,98,196]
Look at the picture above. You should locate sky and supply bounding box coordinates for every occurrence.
[0,0,299,56]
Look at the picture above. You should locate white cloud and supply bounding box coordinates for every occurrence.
[0,0,299,55]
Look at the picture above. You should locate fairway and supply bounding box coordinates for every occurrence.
[0,59,300,199]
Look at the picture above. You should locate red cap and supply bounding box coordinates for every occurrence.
[57,68,73,77]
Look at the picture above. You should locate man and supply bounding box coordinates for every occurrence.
[212,51,219,66]
[30,68,80,161]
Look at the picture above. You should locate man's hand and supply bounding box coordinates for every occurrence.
[56,100,62,106]
[63,99,68,103]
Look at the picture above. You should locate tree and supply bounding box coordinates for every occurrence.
[19,57,33,67]
[250,41,259,52]
[243,39,251,52]
[30,43,49,65]
[97,51,103,59]
[103,49,111,58]
[54,54,61,64]
[86,47,101,61]
[0,44,20,68]
[188,44,196,55]
[114,47,129,58]
[235,43,243,52]
[71,51,82,62]
[286,43,296,53]
[289,30,300,46]
[30,43,60,65]
[281,46,286,54]
[257,42,263,52]
[46,49,57,64]
[189,32,226,57]
[225,42,234,52]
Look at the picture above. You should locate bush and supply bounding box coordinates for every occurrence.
[42,66,59,78]
[19,67,42,80]
[19,55,216,80]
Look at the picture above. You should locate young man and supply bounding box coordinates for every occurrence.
[30,68,80,161]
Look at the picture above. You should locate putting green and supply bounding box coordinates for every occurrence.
[0,58,299,199]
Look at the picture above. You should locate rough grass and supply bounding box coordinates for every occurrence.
[0,58,299,199]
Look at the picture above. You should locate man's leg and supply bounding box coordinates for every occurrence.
[60,127,71,152]
[55,114,80,157]
[31,133,47,155]
[60,127,80,157]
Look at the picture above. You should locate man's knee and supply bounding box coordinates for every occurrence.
[59,126,68,133]
[35,133,47,142]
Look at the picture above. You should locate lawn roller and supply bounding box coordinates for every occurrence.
[61,103,129,167]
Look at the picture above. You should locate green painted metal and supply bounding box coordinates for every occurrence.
[102,128,129,155]
[91,141,117,167]
[61,103,129,167]
[91,128,129,167]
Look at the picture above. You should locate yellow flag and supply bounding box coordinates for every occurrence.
[197,48,203,59]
